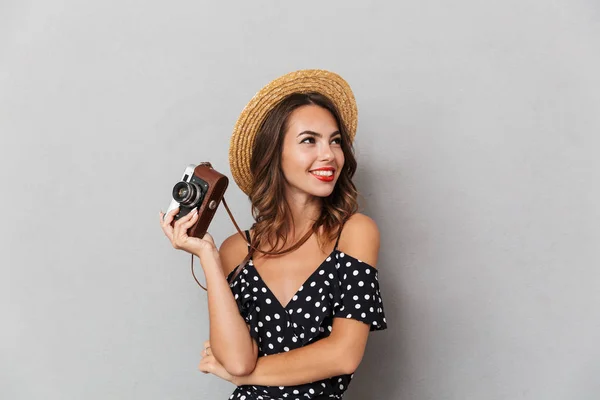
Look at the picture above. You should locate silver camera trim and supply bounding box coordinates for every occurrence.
[164,164,197,221]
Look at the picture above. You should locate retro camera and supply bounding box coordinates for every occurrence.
[164,163,229,239]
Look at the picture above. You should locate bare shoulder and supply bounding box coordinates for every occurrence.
[336,213,380,268]
[218,231,250,277]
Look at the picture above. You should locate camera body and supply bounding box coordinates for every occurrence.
[165,163,229,239]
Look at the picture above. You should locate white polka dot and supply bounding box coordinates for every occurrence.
[265,315,271,321]
[365,269,371,274]
[347,284,352,290]
[364,294,370,300]
[292,295,298,301]
[274,313,280,319]
[306,296,312,301]
[355,304,361,309]
[358,281,364,287]
[261,288,267,293]
[319,270,325,275]
[353,270,359,276]
[304,313,311,319]
[362,313,366,318]
[265,298,272,304]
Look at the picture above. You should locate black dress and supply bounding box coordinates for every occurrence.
[225,229,387,400]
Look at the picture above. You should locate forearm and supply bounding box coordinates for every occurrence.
[200,249,257,376]
[234,336,349,387]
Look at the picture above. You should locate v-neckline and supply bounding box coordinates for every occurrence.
[248,248,338,310]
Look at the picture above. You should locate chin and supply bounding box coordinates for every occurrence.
[307,183,336,198]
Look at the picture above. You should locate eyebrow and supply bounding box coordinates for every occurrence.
[296,130,341,138]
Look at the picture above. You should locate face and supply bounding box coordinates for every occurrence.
[280,104,345,199]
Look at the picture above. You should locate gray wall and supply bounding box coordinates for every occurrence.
[2,1,599,399]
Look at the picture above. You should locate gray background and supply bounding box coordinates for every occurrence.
[1,1,599,399]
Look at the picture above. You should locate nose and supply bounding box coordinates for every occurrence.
[319,143,334,161]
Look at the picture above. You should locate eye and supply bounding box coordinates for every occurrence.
[331,137,342,145]
[300,137,316,144]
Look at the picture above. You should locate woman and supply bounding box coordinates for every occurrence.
[159,69,387,399]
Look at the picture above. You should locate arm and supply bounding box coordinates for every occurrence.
[234,318,370,386]
[234,214,380,386]
[200,234,258,376]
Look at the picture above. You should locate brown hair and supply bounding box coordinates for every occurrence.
[248,92,359,255]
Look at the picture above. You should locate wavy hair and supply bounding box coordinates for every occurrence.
[248,92,359,254]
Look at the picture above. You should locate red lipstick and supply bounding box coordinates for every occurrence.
[309,167,335,182]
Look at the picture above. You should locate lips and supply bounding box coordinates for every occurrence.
[309,167,335,182]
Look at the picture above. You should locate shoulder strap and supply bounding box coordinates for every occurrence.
[244,230,251,251]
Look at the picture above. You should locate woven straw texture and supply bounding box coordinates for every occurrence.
[229,69,358,195]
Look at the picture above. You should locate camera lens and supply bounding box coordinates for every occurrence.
[172,181,203,206]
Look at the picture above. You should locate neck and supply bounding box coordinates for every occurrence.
[284,190,322,239]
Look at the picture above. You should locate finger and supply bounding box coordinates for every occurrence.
[198,358,211,374]
[159,211,175,242]
[172,209,200,246]
[163,207,180,225]
[180,210,199,231]
[173,207,197,228]
[161,207,179,231]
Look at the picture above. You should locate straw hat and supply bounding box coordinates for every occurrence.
[228,69,358,196]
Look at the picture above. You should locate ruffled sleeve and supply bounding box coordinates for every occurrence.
[228,267,261,342]
[332,251,387,331]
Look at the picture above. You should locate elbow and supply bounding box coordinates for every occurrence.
[341,358,360,375]
[340,350,364,375]
[223,359,256,377]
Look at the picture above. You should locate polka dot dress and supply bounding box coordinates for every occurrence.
[225,230,387,400]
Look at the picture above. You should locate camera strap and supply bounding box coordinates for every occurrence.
[191,196,315,290]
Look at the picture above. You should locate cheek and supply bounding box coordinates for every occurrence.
[282,145,313,172]
[336,148,345,167]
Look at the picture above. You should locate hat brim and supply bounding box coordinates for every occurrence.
[229,69,358,196]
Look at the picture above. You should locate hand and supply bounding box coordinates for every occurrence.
[159,207,217,258]
[198,340,241,385]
